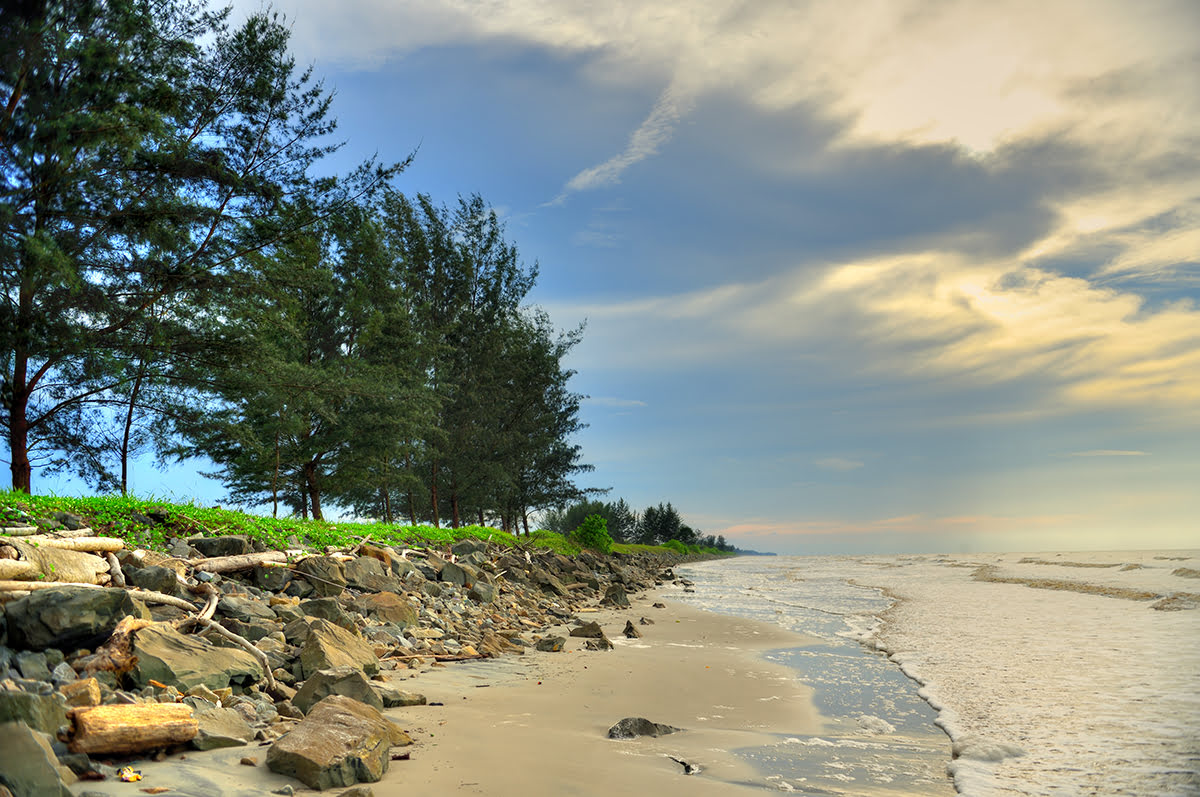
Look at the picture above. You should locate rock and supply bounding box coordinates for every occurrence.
[529,566,570,597]
[606,717,683,739]
[14,650,52,681]
[622,620,642,639]
[0,722,74,797]
[218,595,278,623]
[652,602,666,609]
[299,619,379,679]
[374,684,426,708]
[584,636,613,651]
[190,535,252,558]
[467,581,495,604]
[343,557,400,593]
[5,587,141,651]
[569,621,605,638]
[534,636,565,652]
[337,787,375,797]
[295,557,347,598]
[351,593,416,627]
[127,565,180,596]
[130,623,263,691]
[58,678,102,708]
[293,666,383,714]
[639,616,655,625]
[0,690,68,736]
[438,561,476,588]
[266,695,409,790]
[189,702,255,750]
[300,598,357,631]
[450,539,486,558]
[254,565,292,592]
[601,584,631,608]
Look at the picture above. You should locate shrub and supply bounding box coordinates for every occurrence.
[572,514,613,554]
[662,539,688,554]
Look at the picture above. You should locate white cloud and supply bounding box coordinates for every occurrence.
[815,457,865,471]
[584,396,648,408]
[1068,450,1149,457]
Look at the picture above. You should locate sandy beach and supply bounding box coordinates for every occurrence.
[69,591,824,796]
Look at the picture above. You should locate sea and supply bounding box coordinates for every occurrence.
[673,550,1200,796]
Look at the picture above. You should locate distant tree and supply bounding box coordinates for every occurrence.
[636,502,683,545]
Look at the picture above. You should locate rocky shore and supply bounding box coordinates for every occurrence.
[0,509,704,796]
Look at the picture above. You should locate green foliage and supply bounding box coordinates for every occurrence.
[661,539,688,554]
[572,514,613,554]
[544,498,636,542]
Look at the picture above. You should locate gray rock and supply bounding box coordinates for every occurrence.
[584,636,614,651]
[350,593,416,627]
[265,695,408,790]
[295,557,347,598]
[606,716,683,739]
[293,666,383,714]
[336,787,376,797]
[467,581,495,603]
[271,603,305,624]
[51,511,85,531]
[5,587,141,651]
[0,722,73,797]
[438,561,477,588]
[299,619,379,679]
[14,650,52,682]
[190,534,252,558]
[299,598,356,630]
[0,690,68,736]
[220,617,278,643]
[623,620,642,639]
[189,701,255,750]
[50,661,78,686]
[534,636,565,652]
[601,584,631,609]
[254,564,293,592]
[127,565,180,596]
[218,595,277,623]
[530,566,570,597]
[450,538,486,558]
[343,557,401,593]
[374,684,426,708]
[569,621,605,638]
[130,623,263,691]
[283,617,316,646]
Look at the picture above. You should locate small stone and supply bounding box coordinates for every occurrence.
[240,756,258,766]
[534,636,565,652]
[606,716,683,739]
[622,620,642,639]
[568,621,604,639]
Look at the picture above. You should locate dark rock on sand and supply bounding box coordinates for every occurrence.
[375,684,426,708]
[622,620,642,639]
[606,717,683,739]
[5,587,142,651]
[601,584,631,608]
[266,695,410,790]
[188,701,256,750]
[293,666,384,714]
[569,621,605,638]
[534,636,565,652]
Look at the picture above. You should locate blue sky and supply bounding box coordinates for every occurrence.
[42,0,1200,554]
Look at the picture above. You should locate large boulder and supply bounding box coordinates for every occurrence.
[0,722,74,797]
[130,624,263,691]
[295,556,348,598]
[300,598,357,631]
[127,564,181,596]
[266,695,410,790]
[351,592,417,627]
[5,586,142,651]
[438,561,477,588]
[218,595,277,623]
[293,666,383,714]
[601,584,631,608]
[299,619,378,679]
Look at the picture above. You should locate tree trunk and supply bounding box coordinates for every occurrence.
[69,703,198,754]
[304,463,323,521]
[451,489,460,529]
[271,426,281,519]
[405,451,417,525]
[522,509,529,536]
[119,353,149,495]
[430,459,440,528]
[8,388,31,493]
[478,508,484,526]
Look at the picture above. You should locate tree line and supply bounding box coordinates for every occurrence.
[542,499,735,551]
[1,0,593,531]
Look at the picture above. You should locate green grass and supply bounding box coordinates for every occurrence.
[0,491,734,560]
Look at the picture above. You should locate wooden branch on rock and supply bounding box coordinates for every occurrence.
[105,552,126,588]
[75,615,154,679]
[182,616,277,693]
[191,550,286,573]
[68,703,197,754]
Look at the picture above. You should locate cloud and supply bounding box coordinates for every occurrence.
[814,457,864,471]
[1067,450,1149,457]
[584,397,648,408]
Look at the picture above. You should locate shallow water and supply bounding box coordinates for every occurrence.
[676,551,1200,796]
[674,557,955,795]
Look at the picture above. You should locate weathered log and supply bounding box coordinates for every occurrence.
[0,559,36,580]
[0,579,104,592]
[0,535,124,552]
[69,703,197,754]
[0,525,39,536]
[191,550,286,573]
[75,615,154,679]
[105,552,126,588]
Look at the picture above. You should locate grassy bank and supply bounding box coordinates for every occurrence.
[0,491,730,560]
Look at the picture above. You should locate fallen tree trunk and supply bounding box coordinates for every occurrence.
[69,703,197,754]
[191,550,286,573]
[0,535,124,552]
[0,560,36,580]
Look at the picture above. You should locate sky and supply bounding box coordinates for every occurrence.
[38,0,1200,554]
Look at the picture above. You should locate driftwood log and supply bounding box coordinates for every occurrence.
[0,535,125,552]
[0,560,37,580]
[191,551,286,573]
[69,703,197,754]
[75,615,154,680]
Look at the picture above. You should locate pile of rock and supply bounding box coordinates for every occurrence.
[0,518,687,795]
